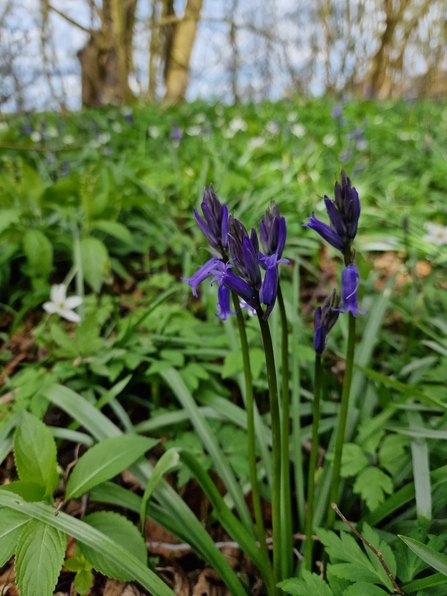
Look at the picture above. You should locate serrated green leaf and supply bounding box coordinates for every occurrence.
[278,571,333,595]
[378,434,408,476]
[65,434,157,501]
[80,237,110,292]
[353,467,393,511]
[23,229,53,279]
[14,411,59,496]
[362,523,396,582]
[74,568,94,596]
[78,511,147,581]
[15,519,66,596]
[340,443,369,478]
[0,508,29,567]
[343,582,389,595]
[222,350,243,378]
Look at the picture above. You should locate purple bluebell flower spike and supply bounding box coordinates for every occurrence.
[303,170,360,255]
[260,201,287,259]
[194,185,229,255]
[335,264,367,318]
[313,289,341,355]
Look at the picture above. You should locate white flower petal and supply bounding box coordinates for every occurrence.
[59,309,81,323]
[65,296,83,309]
[43,302,58,314]
[51,284,66,304]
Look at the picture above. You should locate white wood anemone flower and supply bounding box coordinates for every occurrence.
[43,284,83,323]
[423,223,447,246]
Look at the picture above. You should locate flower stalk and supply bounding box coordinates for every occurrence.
[257,311,282,594]
[232,292,273,593]
[326,311,356,530]
[277,284,293,579]
[306,353,322,570]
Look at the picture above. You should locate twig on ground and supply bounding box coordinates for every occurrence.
[331,503,403,595]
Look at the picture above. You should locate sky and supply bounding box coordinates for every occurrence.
[1,0,445,112]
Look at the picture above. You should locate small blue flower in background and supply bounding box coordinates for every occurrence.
[313,289,341,355]
[303,170,360,255]
[332,106,343,119]
[335,264,367,318]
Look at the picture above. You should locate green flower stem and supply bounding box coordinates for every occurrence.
[257,311,282,593]
[306,354,322,570]
[277,284,293,579]
[232,293,273,594]
[291,261,305,533]
[326,312,356,530]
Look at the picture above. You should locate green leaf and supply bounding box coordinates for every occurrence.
[78,511,147,581]
[399,535,447,577]
[353,467,393,511]
[0,208,20,233]
[0,508,29,566]
[340,443,369,478]
[14,411,58,496]
[378,434,408,476]
[0,492,175,596]
[74,568,94,596]
[15,519,66,596]
[343,583,389,595]
[0,481,46,502]
[65,434,157,501]
[50,324,79,357]
[361,523,396,589]
[278,571,333,595]
[23,229,53,279]
[90,220,133,244]
[407,411,431,527]
[140,448,180,533]
[80,236,110,292]
[318,529,388,588]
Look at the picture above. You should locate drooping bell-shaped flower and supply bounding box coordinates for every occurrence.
[335,264,367,318]
[181,257,221,297]
[313,289,341,355]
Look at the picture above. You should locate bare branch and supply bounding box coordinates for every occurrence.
[47,3,93,34]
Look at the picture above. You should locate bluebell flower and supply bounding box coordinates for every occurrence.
[182,257,221,297]
[335,264,367,317]
[313,289,341,355]
[228,216,262,291]
[303,170,360,254]
[194,185,229,255]
[260,201,286,259]
[332,106,342,119]
[215,284,235,320]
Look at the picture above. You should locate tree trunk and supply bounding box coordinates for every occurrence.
[163,0,203,105]
[77,0,137,107]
